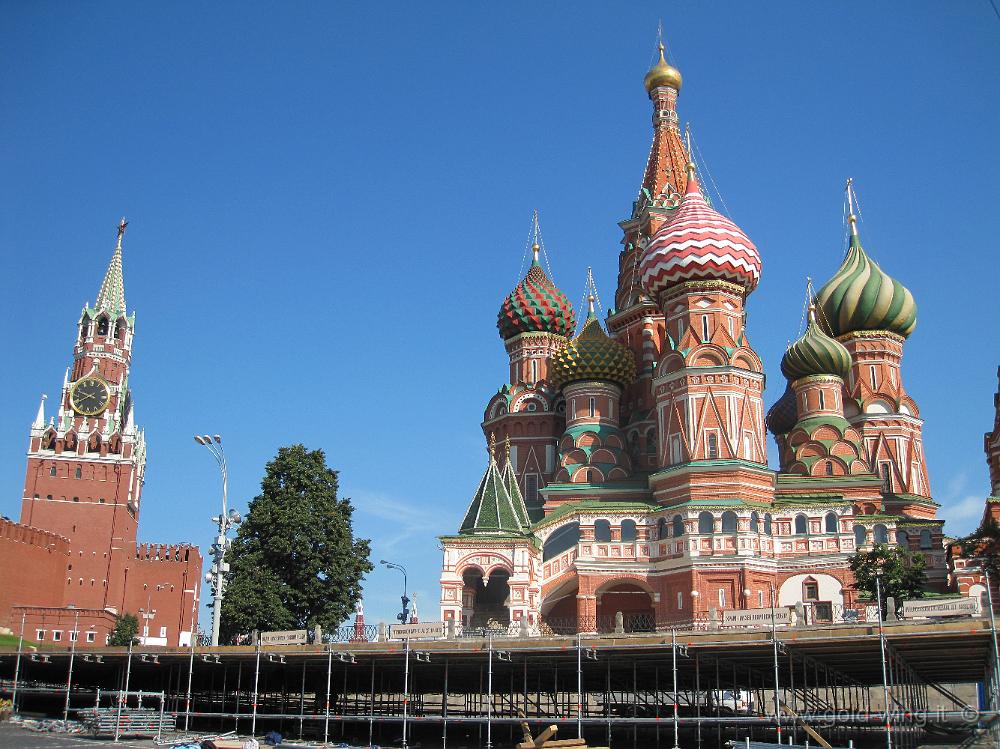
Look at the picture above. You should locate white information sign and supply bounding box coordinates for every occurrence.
[721,607,791,627]
[389,622,445,640]
[902,598,980,619]
[260,629,308,645]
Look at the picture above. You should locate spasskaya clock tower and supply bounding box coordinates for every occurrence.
[20,218,146,613]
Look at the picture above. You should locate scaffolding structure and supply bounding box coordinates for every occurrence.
[0,618,995,748]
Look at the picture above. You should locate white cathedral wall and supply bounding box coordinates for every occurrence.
[777,573,844,606]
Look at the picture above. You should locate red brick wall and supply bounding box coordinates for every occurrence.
[0,519,69,631]
[124,544,202,646]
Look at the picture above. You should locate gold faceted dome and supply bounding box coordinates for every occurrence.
[643,43,682,93]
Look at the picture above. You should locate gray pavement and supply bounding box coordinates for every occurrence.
[0,723,160,748]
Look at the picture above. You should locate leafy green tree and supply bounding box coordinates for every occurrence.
[108,612,139,646]
[850,544,927,614]
[957,517,1000,578]
[220,445,372,642]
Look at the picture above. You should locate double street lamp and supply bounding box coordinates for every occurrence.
[195,434,242,647]
[380,560,410,624]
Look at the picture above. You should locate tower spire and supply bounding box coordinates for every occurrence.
[95,217,128,316]
[32,394,47,430]
[845,178,859,238]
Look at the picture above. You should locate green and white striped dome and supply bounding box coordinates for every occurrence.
[780,310,852,382]
[815,226,917,338]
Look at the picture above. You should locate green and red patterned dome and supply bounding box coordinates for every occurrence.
[497,245,576,340]
[550,301,637,390]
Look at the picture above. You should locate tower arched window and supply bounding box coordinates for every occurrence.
[824,512,838,534]
[594,519,612,542]
[896,530,909,546]
[115,320,126,341]
[589,397,596,418]
[671,514,684,537]
[707,433,719,460]
[920,529,933,550]
[794,514,808,535]
[750,511,759,533]
[818,390,826,410]
[79,322,89,341]
[657,517,668,540]
[530,359,539,383]
[74,467,82,479]
[96,316,109,337]
[701,315,710,342]
[873,524,889,544]
[763,513,773,536]
[645,428,656,455]
[854,525,867,547]
[825,460,834,476]
[621,520,637,542]
[721,511,737,533]
[698,511,714,534]
[50,465,57,477]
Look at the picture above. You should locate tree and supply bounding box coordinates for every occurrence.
[956,517,1000,578]
[849,544,927,614]
[108,612,139,646]
[219,445,372,642]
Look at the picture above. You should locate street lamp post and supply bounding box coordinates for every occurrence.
[62,608,81,723]
[195,434,242,647]
[138,583,171,644]
[875,571,893,749]
[380,560,410,624]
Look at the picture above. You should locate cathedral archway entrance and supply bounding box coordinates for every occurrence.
[462,568,511,631]
[596,581,655,633]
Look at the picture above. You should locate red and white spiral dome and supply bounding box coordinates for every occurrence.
[639,173,761,301]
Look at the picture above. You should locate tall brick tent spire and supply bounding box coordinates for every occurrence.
[95,218,128,317]
[639,41,688,206]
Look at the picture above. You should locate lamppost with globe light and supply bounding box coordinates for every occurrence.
[195,434,242,646]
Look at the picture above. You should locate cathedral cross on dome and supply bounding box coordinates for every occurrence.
[116,217,128,248]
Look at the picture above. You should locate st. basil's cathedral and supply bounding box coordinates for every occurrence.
[438,45,950,632]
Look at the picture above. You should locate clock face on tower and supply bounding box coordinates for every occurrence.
[71,376,111,416]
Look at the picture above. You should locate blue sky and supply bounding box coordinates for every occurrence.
[2,3,998,628]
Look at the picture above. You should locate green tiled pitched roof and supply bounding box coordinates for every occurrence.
[95,241,127,317]
[458,454,532,536]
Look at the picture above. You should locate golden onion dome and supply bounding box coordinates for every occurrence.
[550,300,637,390]
[643,43,683,93]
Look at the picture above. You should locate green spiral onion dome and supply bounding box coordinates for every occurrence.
[780,309,853,382]
[550,305,637,390]
[765,383,798,436]
[815,225,917,338]
[498,246,577,340]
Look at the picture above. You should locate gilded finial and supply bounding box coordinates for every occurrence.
[845,178,858,237]
[685,123,696,175]
[488,432,497,461]
[530,209,543,265]
[116,217,128,250]
[504,436,511,464]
